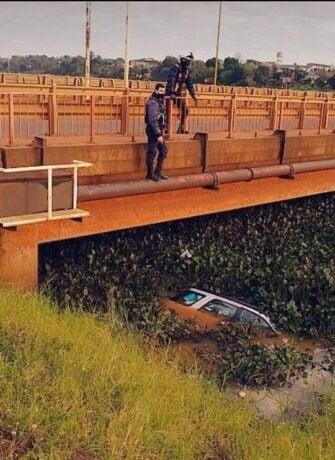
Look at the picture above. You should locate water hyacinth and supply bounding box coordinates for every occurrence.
[205,324,310,388]
[40,192,335,339]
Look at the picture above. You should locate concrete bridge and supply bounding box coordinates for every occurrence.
[0,73,335,289]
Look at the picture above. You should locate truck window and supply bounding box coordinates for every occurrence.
[238,309,270,328]
[170,290,205,306]
[200,300,238,317]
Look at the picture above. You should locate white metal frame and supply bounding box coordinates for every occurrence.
[0,160,92,221]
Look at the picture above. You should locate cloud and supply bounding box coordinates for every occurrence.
[0,1,334,63]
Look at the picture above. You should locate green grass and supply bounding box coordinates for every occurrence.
[0,289,334,459]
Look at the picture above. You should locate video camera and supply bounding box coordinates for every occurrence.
[179,52,194,69]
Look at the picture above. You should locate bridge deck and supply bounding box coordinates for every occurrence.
[0,169,334,288]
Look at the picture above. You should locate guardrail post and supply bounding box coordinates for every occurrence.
[322,98,329,130]
[8,93,14,146]
[90,95,95,143]
[166,98,173,140]
[121,89,129,135]
[318,101,324,134]
[271,95,278,131]
[278,101,284,130]
[228,94,236,138]
[48,83,58,136]
[298,96,306,133]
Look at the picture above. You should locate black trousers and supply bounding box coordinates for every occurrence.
[146,129,168,167]
[176,98,189,133]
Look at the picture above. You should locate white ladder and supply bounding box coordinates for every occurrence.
[0,160,92,227]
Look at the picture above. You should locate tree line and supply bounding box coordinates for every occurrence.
[1,54,335,90]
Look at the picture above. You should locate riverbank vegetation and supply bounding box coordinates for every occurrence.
[0,289,334,459]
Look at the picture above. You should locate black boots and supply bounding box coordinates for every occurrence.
[155,158,168,180]
[146,169,160,181]
[146,159,168,181]
[146,161,160,181]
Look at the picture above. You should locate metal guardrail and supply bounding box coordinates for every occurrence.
[0,87,334,145]
[1,72,335,99]
[0,160,92,225]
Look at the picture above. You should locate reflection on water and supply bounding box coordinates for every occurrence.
[169,335,334,421]
[247,344,334,421]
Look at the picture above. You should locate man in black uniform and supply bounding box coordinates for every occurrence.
[144,83,168,181]
[165,53,197,134]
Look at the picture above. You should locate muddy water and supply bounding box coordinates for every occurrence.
[169,336,334,421]
[242,343,334,421]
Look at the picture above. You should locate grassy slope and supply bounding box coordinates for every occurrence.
[0,289,334,459]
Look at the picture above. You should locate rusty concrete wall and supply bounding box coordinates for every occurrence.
[1,147,42,168]
[41,140,203,182]
[0,136,291,183]
[1,133,335,186]
[284,134,335,162]
[207,136,282,170]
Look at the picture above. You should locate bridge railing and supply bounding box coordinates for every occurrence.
[0,88,334,146]
[2,72,335,99]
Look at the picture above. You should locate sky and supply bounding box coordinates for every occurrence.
[0,1,334,65]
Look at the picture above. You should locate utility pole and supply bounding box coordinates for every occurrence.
[214,1,222,86]
[124,1,130,88]
[85,1,91,86]
[7,55,11,73]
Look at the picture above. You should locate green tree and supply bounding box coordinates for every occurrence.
[254,65,270,86]
[314,78,327,89]
[220,63,255,86]
[294,67,307,83]
[151,56,178,81]
[328,74,335,89]
[205,57,223,69]
[223,57,239,71]
[191,60,210,83]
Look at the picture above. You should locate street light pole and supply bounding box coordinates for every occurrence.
[124,1,130,88]
[85,1,91,86]
[214,1,222,86]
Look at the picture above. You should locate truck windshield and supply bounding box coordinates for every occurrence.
[170,290,205,306]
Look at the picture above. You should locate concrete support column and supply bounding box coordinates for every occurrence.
[0,229,38,289]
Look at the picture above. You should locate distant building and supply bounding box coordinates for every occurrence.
[262,61,276,68]
[306,63,334,74]
[129,58,160,70]
[245,59,262,66]
[278,64,305,70]
[276,51,283,65]
[259,61,334,74]
[262,62,305,71]
[105,58,124,69]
